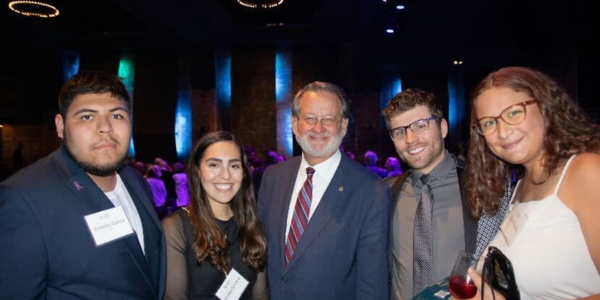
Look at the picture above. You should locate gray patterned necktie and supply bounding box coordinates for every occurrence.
[413,174,434,296]
[475,178,512,257]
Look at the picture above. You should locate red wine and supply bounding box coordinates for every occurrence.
[449,276,477,299]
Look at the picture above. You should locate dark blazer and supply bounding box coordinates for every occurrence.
[258,153,392,300]
[0,148,166,300]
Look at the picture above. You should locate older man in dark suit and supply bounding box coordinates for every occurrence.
[0,72,165,300]
[258,81,391,300]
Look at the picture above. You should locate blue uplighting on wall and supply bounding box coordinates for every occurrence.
[381,69,402,126]
[447,76,458,130]
[215,45,232,131]
[62,51,80,83]
[175,97,192,160]
[392,77,402,96]
[275,47,293,157]
[447,66,465,133]
[216,56,232,108]
[118,52,136,158]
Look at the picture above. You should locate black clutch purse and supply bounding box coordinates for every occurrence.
[481,246,520,300]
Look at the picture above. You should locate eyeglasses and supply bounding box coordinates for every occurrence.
[388,116,441,141]
[297,115,341,127]
[472,100,537,136]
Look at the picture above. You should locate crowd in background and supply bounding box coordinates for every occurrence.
[131,147,404,220]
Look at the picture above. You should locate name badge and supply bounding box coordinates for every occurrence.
[499,203,528,246]
[84,206,134,247]
[215,268,249,300]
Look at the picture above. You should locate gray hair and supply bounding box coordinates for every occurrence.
[292,81,351,119]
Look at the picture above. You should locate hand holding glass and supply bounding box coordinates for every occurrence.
[449,251,480,299]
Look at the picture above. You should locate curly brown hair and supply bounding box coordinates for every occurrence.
[466,66,600,218]
[382,88,444,128]
[186,131,267,274]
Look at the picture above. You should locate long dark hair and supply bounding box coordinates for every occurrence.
[186,131,267,273]
[466,66,600,218]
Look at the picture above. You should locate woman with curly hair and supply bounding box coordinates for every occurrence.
[464,66,600,300]
[163,131,268,300]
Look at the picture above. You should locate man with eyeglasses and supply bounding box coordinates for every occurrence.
[258,81,391,300]
[382,88,511,300]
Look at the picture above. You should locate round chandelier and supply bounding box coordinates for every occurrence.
[237,0,284,9]
[8,1,60,18]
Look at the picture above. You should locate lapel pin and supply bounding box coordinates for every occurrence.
[73,181,84,191]
[338,186,344,192]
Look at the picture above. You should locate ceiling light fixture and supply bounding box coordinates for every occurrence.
[8,1,59,18]
[237,0,284,9]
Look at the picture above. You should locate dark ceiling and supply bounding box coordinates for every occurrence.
[1,0,592,58]
[0,0,597,127]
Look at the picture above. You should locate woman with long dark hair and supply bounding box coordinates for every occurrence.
[465,67,600,300]
[163,131,268,300]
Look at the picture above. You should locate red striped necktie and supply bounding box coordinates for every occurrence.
[284,167,316,266]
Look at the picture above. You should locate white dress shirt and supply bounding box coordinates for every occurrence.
[105,174,145,254]
[284,150,342,240]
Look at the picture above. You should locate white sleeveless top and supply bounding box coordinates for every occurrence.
[488,155,600,300]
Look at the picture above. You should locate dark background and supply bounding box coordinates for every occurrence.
[0,0,596,179]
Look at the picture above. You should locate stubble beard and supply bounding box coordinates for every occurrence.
[63,132,127,177]
[400,138,445,171]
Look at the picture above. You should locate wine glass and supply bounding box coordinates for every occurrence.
[449,251,481,299]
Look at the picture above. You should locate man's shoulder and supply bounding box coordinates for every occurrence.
[263,156,301,175]
[0,150,71,208]
[1,151,60,190]
[120,165,145,179]
[119,166,152,193]
[341,157,385,182]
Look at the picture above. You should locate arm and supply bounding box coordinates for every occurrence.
[356,183,392,300]
[251,270,270,300]
[563,153,600,274]
[0,187,48,299]
[162,213,189,300]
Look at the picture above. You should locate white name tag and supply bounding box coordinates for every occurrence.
[84,206,134,247]
[500,203,528,246]
[215,268,249,300]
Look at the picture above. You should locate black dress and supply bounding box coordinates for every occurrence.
[163,209,269,300]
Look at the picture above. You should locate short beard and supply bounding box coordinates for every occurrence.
[63,137,125,177]
[295,131,344,159]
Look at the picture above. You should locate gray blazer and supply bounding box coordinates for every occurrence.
[385,156,512,256]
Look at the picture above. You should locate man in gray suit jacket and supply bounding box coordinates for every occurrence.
[382,89,510,300]
[0,72,166,300]
[258,81,391,300]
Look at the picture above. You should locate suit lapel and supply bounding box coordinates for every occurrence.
[285,155,350,269]
[120,168,162,232]
[119,168,161,295]
[56,148,158,295]
[56,148,116,214]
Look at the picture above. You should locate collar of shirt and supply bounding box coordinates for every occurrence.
[409,150,456,188]
[299,149,341,183]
